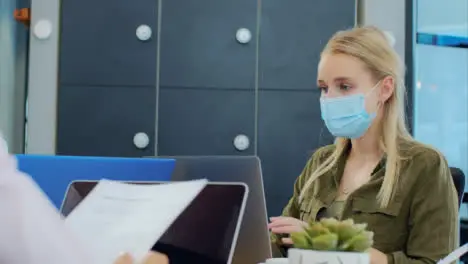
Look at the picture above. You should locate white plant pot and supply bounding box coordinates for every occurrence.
[288,249,369,264]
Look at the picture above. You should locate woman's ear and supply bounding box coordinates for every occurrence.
[380,76,395,103]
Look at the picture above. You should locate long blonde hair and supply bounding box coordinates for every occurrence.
[299,26,446,208]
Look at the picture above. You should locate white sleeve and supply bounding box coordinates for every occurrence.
[0,138,96,264]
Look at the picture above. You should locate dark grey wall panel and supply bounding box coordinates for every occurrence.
[59,0,158,86]
[258,0,356,90]
[159,0,257,89]
[158,87,255,156]
[57,85,156,157]
[258,89,334,216]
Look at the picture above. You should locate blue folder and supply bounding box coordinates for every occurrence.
[16,154,176,208]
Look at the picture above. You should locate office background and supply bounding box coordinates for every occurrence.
[0,0,466,216]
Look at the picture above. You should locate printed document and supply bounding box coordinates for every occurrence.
[64,179,208,264]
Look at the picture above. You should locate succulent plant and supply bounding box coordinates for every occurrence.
[291,218,374,252]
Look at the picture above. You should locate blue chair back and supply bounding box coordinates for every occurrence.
[16,154,175,208]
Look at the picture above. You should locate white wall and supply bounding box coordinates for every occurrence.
[0,0,26,153]
[358,0,407,64]
[25,0,60,154]
[0,0,16,150]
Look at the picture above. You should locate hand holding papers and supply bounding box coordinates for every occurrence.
[0,138,94,264]
[65,179,208,264]
[0,134,203,264]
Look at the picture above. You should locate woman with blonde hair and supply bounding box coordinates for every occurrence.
[268,26,458,264]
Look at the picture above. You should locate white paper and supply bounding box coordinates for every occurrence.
[64,179,208,264]
[437,243,468,264]
[0,138,93,264]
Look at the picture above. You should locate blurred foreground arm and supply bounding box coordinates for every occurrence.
[114,252,168,264]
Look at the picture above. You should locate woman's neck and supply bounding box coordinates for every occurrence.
[350,125,383,160]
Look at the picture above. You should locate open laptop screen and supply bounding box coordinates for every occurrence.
[62,181,248,264]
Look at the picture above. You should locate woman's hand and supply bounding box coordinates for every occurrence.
[268,216,308,245]
[369,248,388,264]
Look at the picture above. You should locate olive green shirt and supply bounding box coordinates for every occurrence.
[271,141,459,264]
[324,200,345,219]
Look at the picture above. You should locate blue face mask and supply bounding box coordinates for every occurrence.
[320,84,380,139]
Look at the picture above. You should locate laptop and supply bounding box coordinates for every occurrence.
[16,154,175,208]
[163,156,272,264]
[61,180,249,264]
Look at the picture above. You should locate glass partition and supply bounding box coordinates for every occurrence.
[413,0,468,197]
